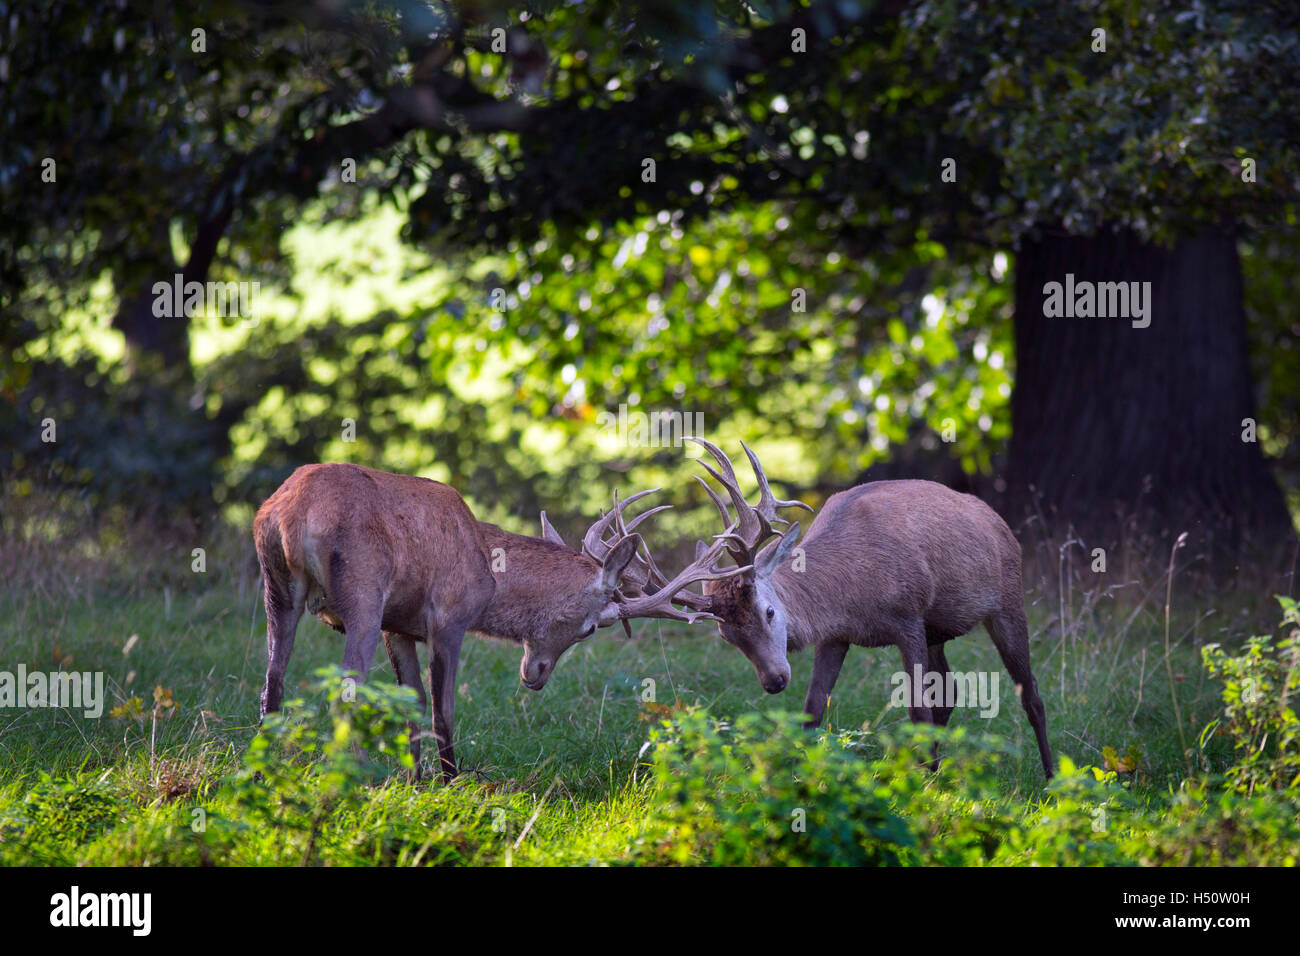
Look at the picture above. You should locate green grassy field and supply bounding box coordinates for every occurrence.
[1,523,1297,866]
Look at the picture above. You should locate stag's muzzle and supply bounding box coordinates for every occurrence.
[520,654,553,690]
[757,662,791,694]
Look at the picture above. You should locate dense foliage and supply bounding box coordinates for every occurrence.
[2,1,1297,532]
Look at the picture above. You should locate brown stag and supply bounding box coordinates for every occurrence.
[673,439,1054,778]
[253,462,742,780]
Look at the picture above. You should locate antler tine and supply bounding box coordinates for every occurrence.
[612,487,662,514]
[739,440,815,521]
[619,503,672,537]
[636,538,672,592]
[684,436,740,487]
[582,487,664,561]
[692,474,732,529]
[601,531,751,626]
[691,449,766,548]
[713,530,751,550]
[603,488,663,542]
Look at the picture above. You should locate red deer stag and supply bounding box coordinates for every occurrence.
[254,462,741,780]
[679,439,1054,778]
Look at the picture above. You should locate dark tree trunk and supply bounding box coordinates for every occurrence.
[113,281,192,371]
[111,164,242,376]
[1006,226,1295,566]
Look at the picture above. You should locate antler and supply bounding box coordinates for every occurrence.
[575,484,744,623]
[598,534,750,626]
[740,440,814,522]
[686,437,813,566]
[579,488,672,594]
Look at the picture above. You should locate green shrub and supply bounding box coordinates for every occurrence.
[1201,596,1300,795]
[993,758,1138,866]
[641,708,1017,866]
[216,666,421,865]
[0,772,126,865]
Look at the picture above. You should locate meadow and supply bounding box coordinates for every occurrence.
[1,501,1296,867]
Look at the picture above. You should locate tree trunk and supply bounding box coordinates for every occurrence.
[1005,226,1296,567]
[113,281,192,372]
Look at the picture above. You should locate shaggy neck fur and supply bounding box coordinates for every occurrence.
[471,523,596,642]
[768,534,865,651]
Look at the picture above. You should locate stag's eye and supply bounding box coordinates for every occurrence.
[580,624,596,639]
[766,606,775,621]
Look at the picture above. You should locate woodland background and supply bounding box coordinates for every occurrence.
[1,0,1298,869]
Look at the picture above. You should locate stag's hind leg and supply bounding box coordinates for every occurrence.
[260,568,306,718]
[383,632,428,780]
[896,621,935,727]
[327,581,386,768]
[896,621,945,770]
[330,551,385,680]
[985,607,1053,778]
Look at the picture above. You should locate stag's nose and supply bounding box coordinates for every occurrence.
[522,658,552,689]
[762,672,789,694]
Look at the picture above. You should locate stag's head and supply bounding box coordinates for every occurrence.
[512,529,639,690]
[518,489,745,689]
[686,438,813,694]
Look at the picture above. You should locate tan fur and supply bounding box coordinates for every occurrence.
[253,462,636,780]
[703,477,1054,778]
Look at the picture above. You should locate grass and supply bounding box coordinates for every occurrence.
[0,564,1228,790]
[0,505,1295,866]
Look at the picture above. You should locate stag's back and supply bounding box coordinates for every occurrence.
[801,479,1020,637]
[253,463,493,636]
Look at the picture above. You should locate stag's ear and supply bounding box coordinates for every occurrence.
[539,511,566,547]
[755,523,800,579]
[600,534,641,591]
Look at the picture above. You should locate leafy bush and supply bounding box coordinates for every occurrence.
[1201,596,1300,794]
[217,666,421,865]
[0,772,126,865]
[640,709,1017,866]
[638,647,1300,867]
[995,758,1139,866]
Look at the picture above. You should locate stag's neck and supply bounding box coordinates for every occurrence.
[770,539,859,651]
[470,523,577,643]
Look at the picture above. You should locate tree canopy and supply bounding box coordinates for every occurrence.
[2,0,1297,556]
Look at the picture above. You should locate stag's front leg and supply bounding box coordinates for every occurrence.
[802,641,850,729]
[927,641,954,728]
[428,628,465,782]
